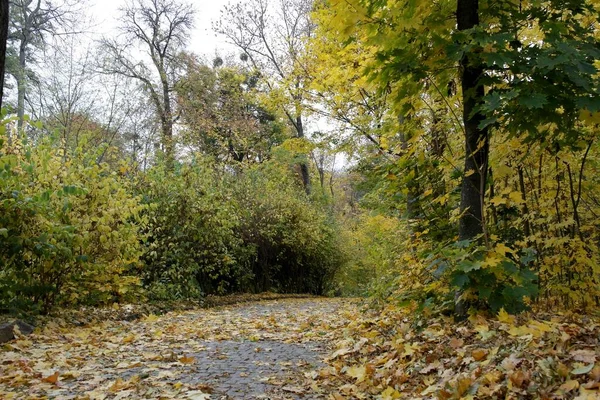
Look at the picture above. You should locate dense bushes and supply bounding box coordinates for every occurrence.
[139,160,247,299]
[139,156,345,299]
[233,166,344,294]
[0,133,144,313]
[0,123,347,314]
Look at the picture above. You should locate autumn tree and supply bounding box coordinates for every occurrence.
[312,0,600,313]
[215,0,314,191]
[177,56,287,164]
[101,0,195,168]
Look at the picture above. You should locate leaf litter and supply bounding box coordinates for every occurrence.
[2,298,600,399]
[0,298,354,399]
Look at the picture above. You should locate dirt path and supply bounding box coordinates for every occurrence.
[0,298,356,399]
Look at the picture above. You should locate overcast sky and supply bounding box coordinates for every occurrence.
[90,0,237,58]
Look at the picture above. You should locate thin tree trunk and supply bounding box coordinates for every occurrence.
[160,69,174,168]
[17,39,27,130]
[518,165,531,237]
[455,0,490,319]
[0,0,8,111]
[296,114,311,193]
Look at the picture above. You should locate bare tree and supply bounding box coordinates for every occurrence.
[215,0,314,192]
[7,0,80,129]
[0,0,8,112]
[101,0,195,168]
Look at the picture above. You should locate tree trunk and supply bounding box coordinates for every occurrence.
[17,39,27,130]
[160,70,174,169]
[455,0,490,318]
[295,114,311,194]
[0,0,8,111]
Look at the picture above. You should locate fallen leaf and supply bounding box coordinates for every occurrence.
[572,364,595,375]
[472,348,488,361]
[449,337,464,349]
[42,371,59,385]
[346,365,367,382]
[179,355,196,364]
[560,380,580,392]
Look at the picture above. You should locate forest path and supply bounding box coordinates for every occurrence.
[0,298,358,399]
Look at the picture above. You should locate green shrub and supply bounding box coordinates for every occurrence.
[139,159,248,299]
[0,132,144,314]
[139,156,346,299]
[231,163,345,295]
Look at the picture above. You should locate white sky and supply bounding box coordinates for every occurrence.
[89,0,237,58]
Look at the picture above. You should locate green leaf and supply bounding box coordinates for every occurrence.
[571,364,595,375]
[519,93,548,109]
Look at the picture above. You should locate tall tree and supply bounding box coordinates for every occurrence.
[101,0,195,168]
[7,0,79,129]
[312,0,599,313]
[216,0,314,191]
[0,0,8,111]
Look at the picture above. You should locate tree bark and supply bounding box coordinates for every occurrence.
[160,71,174,168]
[17,39,26,129]
[455,0,490,318]
[0,0,8,111]
[296,114,311,193]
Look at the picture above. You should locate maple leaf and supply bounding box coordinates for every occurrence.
[41,371,59,385]
[381,386,402,399]
[345,365,367,382]
[497,308,516,325]
[472,348,488,361]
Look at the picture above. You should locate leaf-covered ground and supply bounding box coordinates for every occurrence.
[2,298,600,399]
[0,298,356,399]
[317,304,600,400]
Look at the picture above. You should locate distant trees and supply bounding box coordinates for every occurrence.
[216,0,314,191]
[101,0,195,168]
[177,56,288,163]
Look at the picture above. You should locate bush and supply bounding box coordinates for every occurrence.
[139,156,347,299]
[0,132,144,314]
[139,159,248,299]
[232,165,345,294]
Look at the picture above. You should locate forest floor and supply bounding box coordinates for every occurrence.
[1,297,600,399]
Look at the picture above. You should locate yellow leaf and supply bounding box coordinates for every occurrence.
[179,355,196,364]
[494,243,513,256]
[560,380,580,392]
[456,377,473,396]
[490,196,506,206]
[497,308,516,325]
[381,386,402,399]
[346,365,367,382]
[507,325,533,337]
[144,314,159,323]
[579,109,600,125]
[122,334,136,344]
[509,191,523,204]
